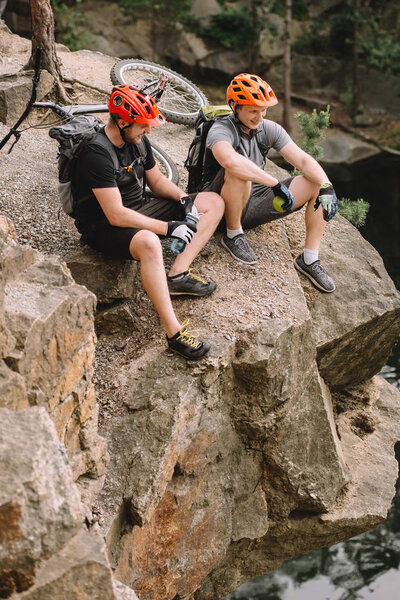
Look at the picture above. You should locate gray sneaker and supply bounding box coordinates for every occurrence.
[294,253,336,293]
[221,234,258,265]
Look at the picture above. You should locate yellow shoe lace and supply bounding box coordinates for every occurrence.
[187,268,206,284]
[176,319,201,349]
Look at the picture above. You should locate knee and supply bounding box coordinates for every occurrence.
[195,192,225,217]
[130,230,162,261]
[223,172,251,194]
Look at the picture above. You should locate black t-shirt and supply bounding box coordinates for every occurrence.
[74,128,155,233]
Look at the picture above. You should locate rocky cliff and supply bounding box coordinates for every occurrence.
[1,26,400,600]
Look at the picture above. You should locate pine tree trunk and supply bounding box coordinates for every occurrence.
[28,0,69,102]
[352,0,360,119]
[283,0,292,133]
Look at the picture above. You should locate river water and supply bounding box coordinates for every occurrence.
[226,155,400,600]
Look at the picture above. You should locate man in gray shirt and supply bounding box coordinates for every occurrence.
[203,72,338,293]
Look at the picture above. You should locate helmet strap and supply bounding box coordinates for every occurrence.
[115,119,133,144]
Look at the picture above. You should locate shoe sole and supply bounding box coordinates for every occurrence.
[221,238,258,265]
[168,286,216,297]
[168,345,211,360]
[294,260,336,293]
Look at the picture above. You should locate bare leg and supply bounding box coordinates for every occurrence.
[219,173,251,230]
[168,191,224,276]
[129,230,180,338]
[289,175,326,249]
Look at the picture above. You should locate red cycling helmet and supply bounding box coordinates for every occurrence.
[227,73,278,108]
[109,84,166,126]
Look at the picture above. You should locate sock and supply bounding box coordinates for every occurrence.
[226,227,243,239]
[303,248,319,265]
[167,270,188,281]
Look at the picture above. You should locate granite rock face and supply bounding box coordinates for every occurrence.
[0,217,107,499]
[0,408,135,600]
[284,213,400,389]
[97,215,400,600]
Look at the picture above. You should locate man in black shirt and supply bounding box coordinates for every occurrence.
[73,84,224,360]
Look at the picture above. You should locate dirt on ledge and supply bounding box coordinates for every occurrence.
[0,28,301,427]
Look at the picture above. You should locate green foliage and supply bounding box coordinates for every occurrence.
[385,127,400,151]
[271,0,310,20]
[337,198,369,228]
[358,28,400,78]
[294,106,370,228]
[292,0,400,79]
[294,106,331,160]
[201,7,258,50]
[118,0,192,28]
[52,0,96,51]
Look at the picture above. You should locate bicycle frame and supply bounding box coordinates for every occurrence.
[32,101,109,118]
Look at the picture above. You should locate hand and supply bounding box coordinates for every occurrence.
[166,220,197,244]
[178,195,198,219]
[271,182,294,212]
[314,183,338,222]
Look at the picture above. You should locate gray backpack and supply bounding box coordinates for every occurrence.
[49,115,121,217]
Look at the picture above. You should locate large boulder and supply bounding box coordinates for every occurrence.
[66,245,139,304]
[0,219,108,496]
[0,407,83,596]
[283,213,400,389]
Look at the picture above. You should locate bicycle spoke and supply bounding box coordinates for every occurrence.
[120,66,203,116]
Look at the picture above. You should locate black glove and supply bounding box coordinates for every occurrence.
[271,182,294,212]
[178,195,198,219]
[166,220,197,244]
[314,183,338,222]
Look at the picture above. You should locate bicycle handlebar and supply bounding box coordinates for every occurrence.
[32,102,108,117]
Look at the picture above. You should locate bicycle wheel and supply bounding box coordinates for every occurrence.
[110,59,208,126]
[150,142,179,186]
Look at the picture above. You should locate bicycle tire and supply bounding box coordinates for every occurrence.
[150,142,179,186]
[110,59,208,126]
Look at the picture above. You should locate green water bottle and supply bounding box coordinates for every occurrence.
[170,211,200,254]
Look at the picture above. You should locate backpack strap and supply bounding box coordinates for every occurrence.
[84,129,121,173]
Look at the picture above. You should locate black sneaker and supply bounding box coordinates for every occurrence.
[167,268,217,296]
[167,321,211,360]
[294,253,336,293]
[221,234,258,265]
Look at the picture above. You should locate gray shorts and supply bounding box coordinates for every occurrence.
[204,168,295,230]
[83,193,196,260]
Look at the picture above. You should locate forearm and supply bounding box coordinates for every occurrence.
[296,155,330,185]
[147,172,185,201]
[221,152,279,187]
[107,205,167,235]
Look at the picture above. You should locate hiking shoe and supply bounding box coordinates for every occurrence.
[167,320,211,360]
[167,268,217,296]
[294,253,336,293]
[221,234,258,265]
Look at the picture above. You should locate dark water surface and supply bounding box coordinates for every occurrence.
[226,155,400,600]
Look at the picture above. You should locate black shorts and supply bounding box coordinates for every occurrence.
[83,194,196,260]
[205,168,296,230]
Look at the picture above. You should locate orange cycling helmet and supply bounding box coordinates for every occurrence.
[227,73,278,108]
[109,84,166,126]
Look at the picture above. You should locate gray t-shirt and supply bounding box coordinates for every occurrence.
[205,115,291,195]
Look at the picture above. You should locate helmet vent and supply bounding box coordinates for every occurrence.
[124,102,131,111]
[260,88,267,99]
[241,80,251,87]
[137,96,145,104]
[237,94,246,100]
[252,93,260,100]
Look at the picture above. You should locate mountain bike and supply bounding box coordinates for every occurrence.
[0,50,179,185]
[110,59,208,126]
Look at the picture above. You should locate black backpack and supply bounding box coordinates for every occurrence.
[184,106,270,194]
[49,116,145,217]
